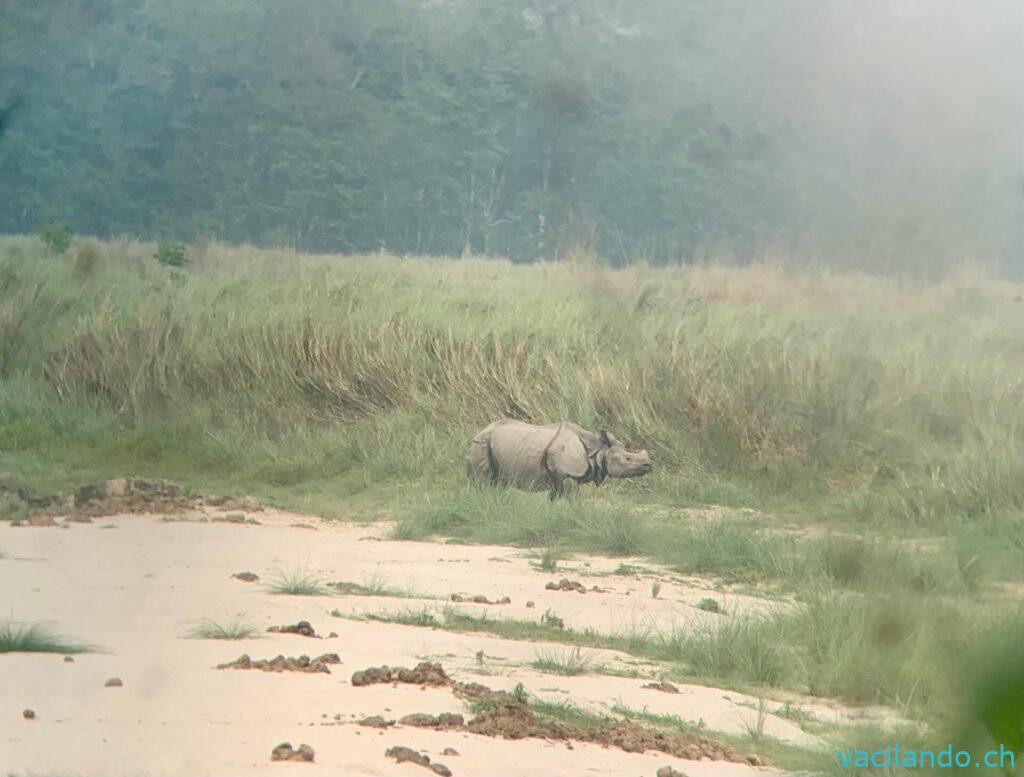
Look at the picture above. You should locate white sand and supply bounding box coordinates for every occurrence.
[1,511,839,776]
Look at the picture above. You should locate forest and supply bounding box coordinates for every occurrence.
[2,0,1021,270]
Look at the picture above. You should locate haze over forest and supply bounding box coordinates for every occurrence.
[1,0,1021,272]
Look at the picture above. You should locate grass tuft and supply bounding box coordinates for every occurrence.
[266,566,328,596]
[0,622,91,654]
[185,617,260,640]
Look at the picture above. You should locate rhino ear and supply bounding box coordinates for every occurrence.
[599,430,618,447]
[547,431,589,478]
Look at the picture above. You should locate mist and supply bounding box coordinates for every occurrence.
[1,0,1021,273]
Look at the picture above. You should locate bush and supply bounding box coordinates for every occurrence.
[72,242,103,279]
[154,239,187,267]
[37,219,72,254]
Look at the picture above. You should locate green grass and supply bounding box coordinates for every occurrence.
[349,593,1016,724]
[1,235,1021,536]
[185,617,261,640]
[530,645,599,676]
[266,566,329,596]
[0,622,91,654]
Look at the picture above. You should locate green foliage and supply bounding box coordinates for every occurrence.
[696,597,721,613]
[0,622,90,654]
[37,219,71,254]
[266,566,328,596]
[2,2,1016,269]
[153,240,187,268]
[186,617,261,640]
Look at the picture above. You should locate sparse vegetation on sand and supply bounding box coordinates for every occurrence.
[530,645,599,677]
[185,617,261,640]
[0,622,90,654]
[266,566,328,597]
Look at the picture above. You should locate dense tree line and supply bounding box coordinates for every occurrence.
[1,0,1020,268]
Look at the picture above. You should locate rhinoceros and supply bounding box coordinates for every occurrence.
[466,419,652,498]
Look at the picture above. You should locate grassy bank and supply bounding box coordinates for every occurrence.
[1,234,1021,532]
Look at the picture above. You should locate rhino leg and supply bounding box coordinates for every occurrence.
[466,437,496,486]
[548,475,580,500]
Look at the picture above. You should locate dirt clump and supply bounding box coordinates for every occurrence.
[63,656,74,663]
[22,709,35,719]
[643,679,681,694]
[450,593,511,605]
[358,715,394,728]
[231,571,259,582]
[353,664,747,765]
[271,742,315,762]
[217,653,341,674]
[212,513,260,525]
[544,578,606,594]
[398,712,465,728]
[104,677,123,687]
[385,746,451,775]
[350,661,449,687]
[10,515,59,527]
[267,620,320,638]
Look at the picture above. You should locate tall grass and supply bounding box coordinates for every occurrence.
[0,235,1021,532]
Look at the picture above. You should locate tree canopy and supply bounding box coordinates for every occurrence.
[1,0,1020,270]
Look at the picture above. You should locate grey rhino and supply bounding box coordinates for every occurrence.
[466,419,652,498]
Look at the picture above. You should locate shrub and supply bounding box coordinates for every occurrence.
[72,242,103,279]
[37,219,72,254]
[154,239,187,267]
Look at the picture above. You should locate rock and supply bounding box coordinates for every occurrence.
[267,620,319,638]
[525,601,535,608]
[63,656,74,663]
[441,747,459,756]
[358,715,394,728]
[328,631,338,638]
[270,742,315,762]
[385,746,431,767]
[217,653,338,674]
[545,578,587,593]
[430,764,452,776]
[656,768,689,777]
[74,481,108,507]
[22,709,35,719]
[104,677,123,687]
[643,679,680,694]
[231,571,259,582]
[351,661,449,688]
[398,712,465,728]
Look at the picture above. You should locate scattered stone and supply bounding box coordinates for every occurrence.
[104,677,123,687]
[358,715,394,729]
[63,656,74,663]
[656,767,689,777]
[267,620,319,638]
[231,571,260,582]
[22,709,35,719]
[271,742,315,762]
[431,763,452,776]
[441,747,459,756]
[327,631,338,638]
[385,746,431,768]
[351,661,449,688]
[217,653,341,674]
[525,601,535,608]
[643,679,680,694]
[450,594,511,605]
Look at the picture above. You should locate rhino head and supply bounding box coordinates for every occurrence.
[593,431,652,482]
